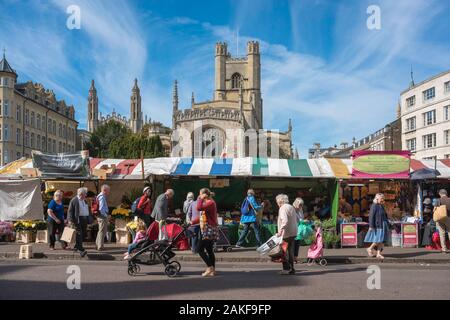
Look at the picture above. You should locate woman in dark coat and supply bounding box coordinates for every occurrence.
[364,193,389,260]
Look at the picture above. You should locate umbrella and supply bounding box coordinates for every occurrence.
[410,168,441,180]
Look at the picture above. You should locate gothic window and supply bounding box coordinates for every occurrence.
[231,73,242,89]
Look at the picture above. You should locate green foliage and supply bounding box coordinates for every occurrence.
[323,231,334,245]
[85,120,164,159]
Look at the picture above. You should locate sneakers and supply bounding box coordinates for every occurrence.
[235,244,244,249]
[80,250,87,258]
[202,267,215,277]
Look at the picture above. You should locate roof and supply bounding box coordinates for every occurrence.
[0,54,16,74]
[400,69,450,95]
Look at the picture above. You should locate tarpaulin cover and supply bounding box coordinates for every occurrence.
[33,152,90,178]
[0,179,43,221]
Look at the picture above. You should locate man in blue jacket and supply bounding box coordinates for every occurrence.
[236,189,263,248]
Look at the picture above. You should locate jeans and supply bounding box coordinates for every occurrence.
[47,219,66,248]
[127,242,140,254]
[294,239,301,258]
[198,239,215,268]
[73,223,85,252]
[282,237,296,272]
[79,216,89,241]
[96,216,108,250]
[236,222,262,247]
[189,225,201,253]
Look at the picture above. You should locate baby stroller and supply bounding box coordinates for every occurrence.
[127,221,191,278]
[306,227,328,266]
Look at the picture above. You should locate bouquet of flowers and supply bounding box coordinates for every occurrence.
[14,221,37,232]
[111,208,132,220]
[126,221,138,231]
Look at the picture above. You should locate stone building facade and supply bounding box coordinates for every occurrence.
[400,70,450,160]
[172,41,293,158]
[87,79,144,134]
[0,54,77,166]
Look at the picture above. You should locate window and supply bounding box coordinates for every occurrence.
[405,117,416,131]
[42,138,46,151]
[42,116,46,130]
[16,152,21,160]
[2,77,9,87]
[3,100,8,117]
[423,87,435,101]
[3,149,8,164]
[25,109,29,125]
[63,125,66,138]
[231,73,242,89]
[63,143,66,152]
[445,130,450,145]
[445,81,450,93]
[59,124,62,137]
[406,138,416,152]
[445,154,450,159]
[423,156,437,160]
[53,140,56,153]
[16,105,21,122]
[445,106,449,121]
[53,121,56,135]
[406,96,415,108]
[48,119,52,132]
[58,142,62,153]
[37,114,41,130]
[30,133,35,148]
[37,135,40,150]
[423,110,436,126]
[16,128,21,145]
[31,112,35,128]
[0,124,2,140]
[422,133,436,149]
[48,138,52,153]
[25,131,29,147]
[4,125,8,141]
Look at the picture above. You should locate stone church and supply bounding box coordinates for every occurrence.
[171,41,293,158]
[87,79,145,134]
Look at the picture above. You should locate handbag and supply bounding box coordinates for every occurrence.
[433,205,448,223]
[200,211,219,241]
[60,226,76,244]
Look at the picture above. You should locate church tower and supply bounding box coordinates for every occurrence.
[247,41,262,129]
[214,42,227,100]
[130,78,142,134]
[172,80,178,130]
[87,79,98,133]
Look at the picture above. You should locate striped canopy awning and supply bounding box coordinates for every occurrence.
[410,159,450,178]
[2,157,449,180]
[171,158,352,178]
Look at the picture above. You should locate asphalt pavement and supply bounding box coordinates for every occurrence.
[1,259,449,300]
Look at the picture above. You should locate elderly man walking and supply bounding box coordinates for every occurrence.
[276,194,298,275]
[151,189,174,240]
[67,188,88,257]
[96,184,110,251]
[436,189,450,254]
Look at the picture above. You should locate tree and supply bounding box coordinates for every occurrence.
[85,121,131,157]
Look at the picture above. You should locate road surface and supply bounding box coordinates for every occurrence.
[1,259,449,300]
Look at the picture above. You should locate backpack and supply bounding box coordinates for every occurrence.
[91,196,100,216]
[131,196,143,216]
[241,198,251,216]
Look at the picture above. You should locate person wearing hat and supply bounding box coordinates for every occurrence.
[423,198,434,222]
[137,186,153,227]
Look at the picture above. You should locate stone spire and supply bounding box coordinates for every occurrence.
[172,80,179,112]
[294,148,299,160]
[87,79,99,133]
[191,92,195,107]
[239,85,244,126]
[130,78,142,134]
[396,101,401,119]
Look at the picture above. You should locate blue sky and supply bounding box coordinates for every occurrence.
[1,0,449,157]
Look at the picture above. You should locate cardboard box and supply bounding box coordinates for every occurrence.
[116,230,131,245]
[16,231,34,244]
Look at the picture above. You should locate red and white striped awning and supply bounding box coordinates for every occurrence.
[410,159,450,179]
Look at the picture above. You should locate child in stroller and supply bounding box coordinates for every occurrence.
[306,227,328,266]
[127,221,190,277]
[123,220,147,260]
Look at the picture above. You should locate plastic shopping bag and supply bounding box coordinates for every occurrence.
[257,235,283,256]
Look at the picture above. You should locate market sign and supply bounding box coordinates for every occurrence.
[352,151,410,179]
[401,223,418,248]
[32,151,90,178]
[340,223,358,247]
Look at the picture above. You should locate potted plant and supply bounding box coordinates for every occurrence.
[14,221,36,243]
[323,231,334,249]
[332,233,341,249]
